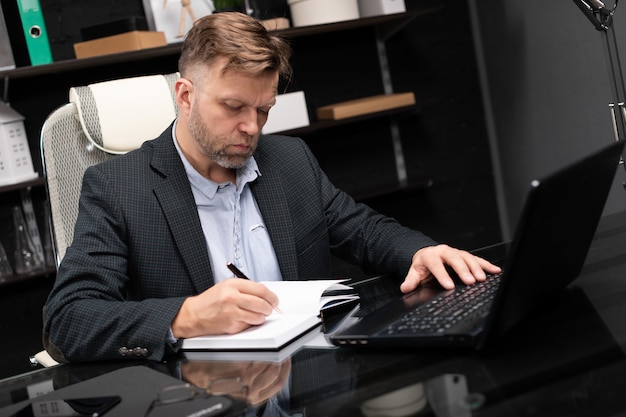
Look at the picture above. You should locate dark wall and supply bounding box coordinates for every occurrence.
[469,0,626,239]
[382,0,499,249]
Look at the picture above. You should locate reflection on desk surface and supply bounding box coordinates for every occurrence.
[1,285,623,417]
[359,374,477,417]
[3,212,626,416]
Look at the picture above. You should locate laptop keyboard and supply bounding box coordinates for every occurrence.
[382,272,503,335]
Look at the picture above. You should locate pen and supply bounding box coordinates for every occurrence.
[227,262,249,279]
[227,262,282,314]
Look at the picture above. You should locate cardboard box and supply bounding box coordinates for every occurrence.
[262,91,310,134]
[358,0,406,17]
[73,31,166,59]
[261,17,291,31]
[316,92,415,120]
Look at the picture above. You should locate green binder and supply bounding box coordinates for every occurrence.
[15,0,52,66]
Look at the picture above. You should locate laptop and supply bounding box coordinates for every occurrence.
[330,139,625,350]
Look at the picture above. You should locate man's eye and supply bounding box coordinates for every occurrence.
[258,108,270,115]
[225,103,242,111]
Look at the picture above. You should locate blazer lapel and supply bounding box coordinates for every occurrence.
[149,131,214,292]
[250,169,299,281]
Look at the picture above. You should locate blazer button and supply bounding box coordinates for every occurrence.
[119,346,149,357]
[133,347,148,356]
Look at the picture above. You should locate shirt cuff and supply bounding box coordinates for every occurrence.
[168,327,180,345]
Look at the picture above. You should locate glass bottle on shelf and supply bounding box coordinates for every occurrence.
[0,239,13,278]
[12,205,44,274]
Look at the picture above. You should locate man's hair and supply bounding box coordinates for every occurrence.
[179,12,292,83]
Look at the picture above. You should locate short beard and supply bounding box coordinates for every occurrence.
[188,109,255,170]
[208,149,249,170]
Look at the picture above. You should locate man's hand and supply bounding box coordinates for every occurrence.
[182,359,291,406]
[400,244,501,293]
[171,279,280,339]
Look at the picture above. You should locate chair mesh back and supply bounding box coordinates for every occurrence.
[41,73,179,266]
[41,103,115,265]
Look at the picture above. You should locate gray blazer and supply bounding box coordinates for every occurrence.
[43,126,436,362]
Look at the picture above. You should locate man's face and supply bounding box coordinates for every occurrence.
[186,61,278,169]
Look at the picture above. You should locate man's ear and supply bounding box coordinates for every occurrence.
[174,78,194,113]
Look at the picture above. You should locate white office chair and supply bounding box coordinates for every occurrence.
[34,72,180,367]
[42,72,180,264]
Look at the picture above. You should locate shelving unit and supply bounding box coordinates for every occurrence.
[0,8,439,82]
[0,180,55,286]
[0,177,45,193]
[0,266,56,286]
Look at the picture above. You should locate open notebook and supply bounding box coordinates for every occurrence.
[330,139,625,350]
[181,280,358,351]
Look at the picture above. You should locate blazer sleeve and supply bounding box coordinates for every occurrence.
[255,136,438,279]
[43,162,188,363]
[307,140,438,277]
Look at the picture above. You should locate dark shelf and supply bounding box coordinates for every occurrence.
[0,267,56,287]
[274,7,441,39]
[0,177,45,194]
[275,105,420,137]
[0,43,182,80]
[0,8,442,81]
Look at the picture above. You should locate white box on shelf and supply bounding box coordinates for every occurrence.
[0,102,38,186]
[262,91,310,134]
[358,0,406,17]
[287,0,360,27]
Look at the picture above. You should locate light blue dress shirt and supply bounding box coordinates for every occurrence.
[171,124,282,283]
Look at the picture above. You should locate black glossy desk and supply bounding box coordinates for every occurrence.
[2,211,626,417]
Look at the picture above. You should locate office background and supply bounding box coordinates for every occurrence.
[1,0,625,378]
[470,0,626,240]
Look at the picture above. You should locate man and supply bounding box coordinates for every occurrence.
[43,12,500,363]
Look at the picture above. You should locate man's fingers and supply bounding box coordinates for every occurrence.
[401,245,502,293]
[401,261,453,293]
[226,279,280,316]
[172,279,281,338]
